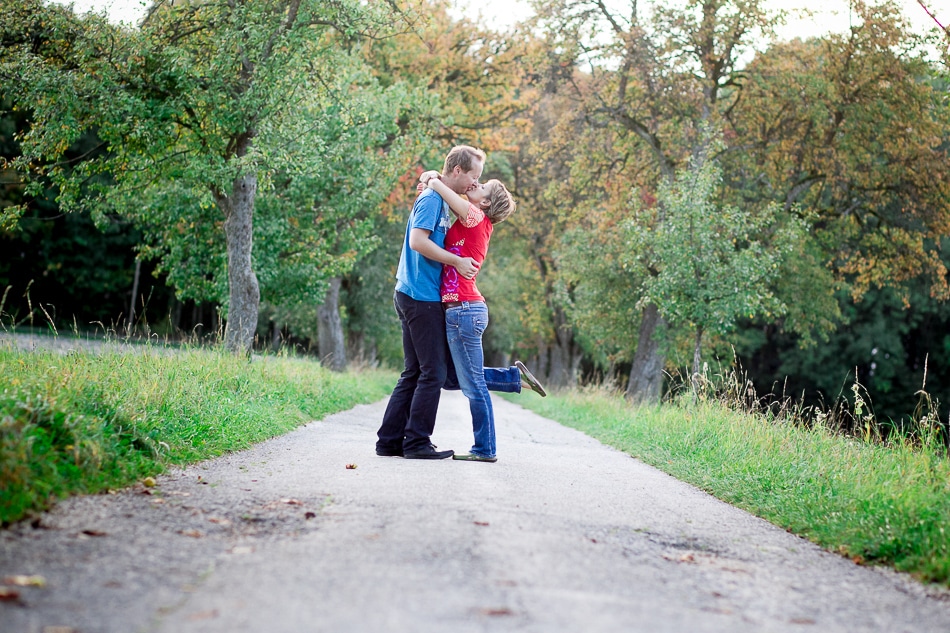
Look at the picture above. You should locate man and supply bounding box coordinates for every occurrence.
[375,146,485,460]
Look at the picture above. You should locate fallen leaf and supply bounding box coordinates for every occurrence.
[480,607,514,617]
[701,606,733,615]
[4,575,46,587]
[662,552,696,563]
[179,529,203,538]
[474,521,489,526]
[304,511,316,520]
[42,627,76,633]
[0,586,21,601]
[81,529,107,537]
[281,498,302,505]
[208,517,232,526]
[187,609,219,621]
[345,463,357,469]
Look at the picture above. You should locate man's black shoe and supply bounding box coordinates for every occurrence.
[376,446,403,457]
[403,445,454,460]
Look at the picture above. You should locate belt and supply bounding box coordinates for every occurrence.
[443,300,485,309]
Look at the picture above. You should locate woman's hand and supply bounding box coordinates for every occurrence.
[419,170,441,185]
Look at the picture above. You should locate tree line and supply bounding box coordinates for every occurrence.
[2,0,949,423]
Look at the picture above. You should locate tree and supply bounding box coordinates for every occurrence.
[528,0,785,399]
[628,132,806,386]
[727,3,950,306]
[1,0,412,354]
[704,1,950,418]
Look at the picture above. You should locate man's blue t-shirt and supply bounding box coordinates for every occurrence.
[395,188,451,302]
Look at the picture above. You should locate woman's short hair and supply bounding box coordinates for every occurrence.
[483,180,515,224]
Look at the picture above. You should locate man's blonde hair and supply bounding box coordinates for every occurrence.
[443,145,487,174]
[483,180,515,224]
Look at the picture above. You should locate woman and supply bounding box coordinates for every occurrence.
[420,171,546,463]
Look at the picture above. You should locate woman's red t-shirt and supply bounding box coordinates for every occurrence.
[441,204,493,303]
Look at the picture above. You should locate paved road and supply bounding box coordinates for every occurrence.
[2,391,949,632]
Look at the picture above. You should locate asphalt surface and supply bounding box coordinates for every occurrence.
[2,390,950,633]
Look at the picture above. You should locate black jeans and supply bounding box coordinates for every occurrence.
[377,291,450,453]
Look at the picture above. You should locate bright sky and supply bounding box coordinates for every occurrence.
[52,0,949,45]
[454,0,948,42]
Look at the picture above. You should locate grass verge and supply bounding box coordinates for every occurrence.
[513,388,950,586]
[0,345,396,524]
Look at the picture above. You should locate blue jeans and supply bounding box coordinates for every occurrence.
[446,301,520,458]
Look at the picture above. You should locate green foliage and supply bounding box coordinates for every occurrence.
[254,73,436,307]
[560,128,812,379]
[0,208,148,327]
[630,136,805,357]
[0,344,396,524]
[0,87,183,330]
[340,244,404,367]
[558,218,645,369]
[0,0,427,352]
[735,262,950,425]
[729,8,950,303]
[515,390,950,585]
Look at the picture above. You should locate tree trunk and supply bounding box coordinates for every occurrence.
[691,326,704,394]
[317,276,346,371]
[170,298,182,333]
[191,302,202,335]
[626,302,665,403]
[220,172,261,355]
[271,319,282,353]
[547,338,582,388]
[536,338,549,379]
[126,258,141,333]
[546,305,580,387]
[348,331,377,367]
[548,344,570,387]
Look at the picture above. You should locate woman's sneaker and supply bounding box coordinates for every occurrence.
[453,453,498,463]
[515,360,547,397]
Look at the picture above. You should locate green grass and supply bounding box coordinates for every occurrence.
[513,388,950,586]
[0,345,396,524]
